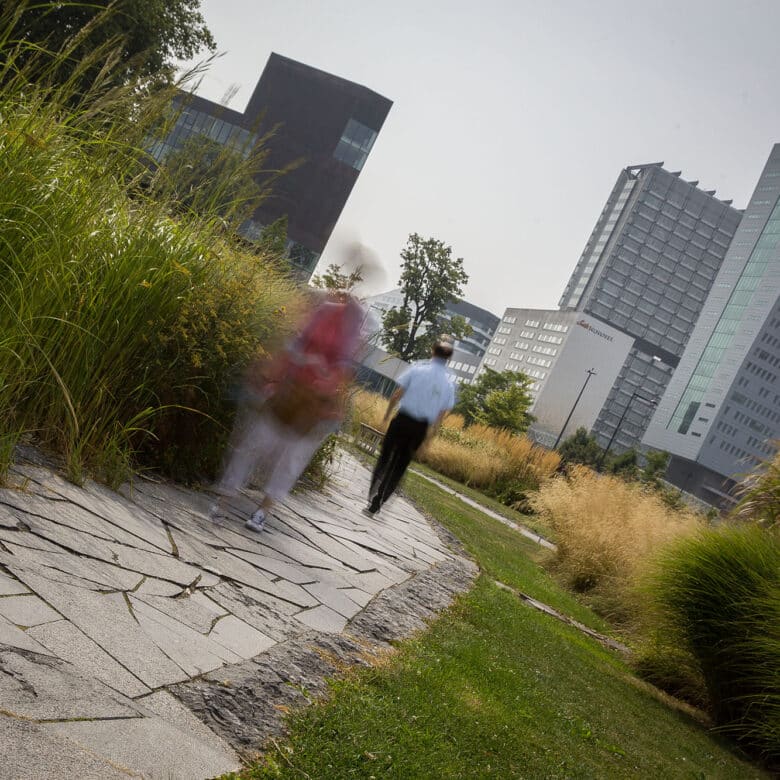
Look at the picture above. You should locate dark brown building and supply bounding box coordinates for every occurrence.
[150,53,392,277]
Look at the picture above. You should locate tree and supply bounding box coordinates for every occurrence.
[381,233,470,361]
[558,427,603,468]
[311,263,364,293]
[7,0,215,92]
[454,368,535,434]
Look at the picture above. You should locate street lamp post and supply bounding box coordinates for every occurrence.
[553,368,597,449]
[596,391,657,470]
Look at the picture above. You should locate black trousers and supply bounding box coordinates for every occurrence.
[369,412,429,510]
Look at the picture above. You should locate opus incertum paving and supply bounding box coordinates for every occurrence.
[0,450,474,779]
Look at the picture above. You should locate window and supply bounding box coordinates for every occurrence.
[488,347,502,356]
[527,355,552,368]
[333,118,377,171]
[542,322,569,332]
[497,326,512,335]
[503,316,517,324]
[532,345,557,356]
[494,337,507,345]
[520,330,535,339]
[484,358,497,366]
[537,333,563,344]
[509,352,524,360]
[514,341,530,350]
[525,319,540,327]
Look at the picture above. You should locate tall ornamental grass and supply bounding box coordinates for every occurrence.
[643,526,780,762]
[0,41,300,483]
[349,390,559,497]
[529,466,702,620]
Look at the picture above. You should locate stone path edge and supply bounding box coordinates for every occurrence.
[172,554,478,760]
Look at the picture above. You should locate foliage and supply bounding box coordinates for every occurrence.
[381,233,470,361]
[152,133,271,228]
[311,263,364,293]
[557,427,603,468]
[231,475,761,780]
[0,32,300,483]
[605,448,638,478]
[301,435,338,489]
[733,450,780,529]
[454,367,534,434]
[644,525,780,762]
[5,0,215,94]
[530,466,702,622]
[349,391,558,506]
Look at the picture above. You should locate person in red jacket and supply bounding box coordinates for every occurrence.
[210,290,365,532]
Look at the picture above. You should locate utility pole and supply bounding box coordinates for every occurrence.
[554,368,596,449]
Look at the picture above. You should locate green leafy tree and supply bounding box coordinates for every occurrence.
[558,427,603,468]
[7,0,215,92]
[381,233,470,361]
[454,368,535,434]
[311,263,364,293]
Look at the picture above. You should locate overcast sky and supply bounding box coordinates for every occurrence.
[184,0,780,317]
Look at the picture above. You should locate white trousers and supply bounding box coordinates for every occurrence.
[217,408,329,502]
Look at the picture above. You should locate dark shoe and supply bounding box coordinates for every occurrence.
[361,507,376,518]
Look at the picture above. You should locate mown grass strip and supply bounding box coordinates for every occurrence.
[229,472,763,779]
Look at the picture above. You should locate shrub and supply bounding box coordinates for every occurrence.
[0,43,301,483]
[644,526,780,761]
[529,466,701,621]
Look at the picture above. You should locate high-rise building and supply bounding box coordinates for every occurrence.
[559,163,743,454]
[364,289,498,383]
[149,53,392,278]
[479,308,578,400]
[643,145,780,507]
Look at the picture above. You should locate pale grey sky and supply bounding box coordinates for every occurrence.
[185,0,780,317]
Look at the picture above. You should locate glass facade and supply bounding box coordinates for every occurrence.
[333,118,377,171]
[148,104,257,162]
[669,195,780,433]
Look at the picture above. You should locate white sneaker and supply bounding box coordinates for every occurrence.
[245,509,266,533]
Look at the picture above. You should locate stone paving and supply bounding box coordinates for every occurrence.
[0,450,474,779]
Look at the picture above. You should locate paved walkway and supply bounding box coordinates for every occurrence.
[0,451,465,779]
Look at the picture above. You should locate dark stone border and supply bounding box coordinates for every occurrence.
[172,554,478,759]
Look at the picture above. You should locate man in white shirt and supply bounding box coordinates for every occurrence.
[366,336,456,515]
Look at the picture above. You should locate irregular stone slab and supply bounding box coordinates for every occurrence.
[295,605,348,633]
[303,582,363,619]
[136,690,240,769]
[226,548,318,584]
[27,620,150,699]
[2,544,142,592]
[134,590,227,635]
[0,715,133,780]
[209,615,275,659]
[13,574,188,689]
[46,715,238,780]
[338,586,374,608]
[205,584,301,642]
[0,616,53,655]
[0,594,61,627]
[133,577,182,597]
[0,572,28,596]
[129,597,241,674]
[0,646,139,721]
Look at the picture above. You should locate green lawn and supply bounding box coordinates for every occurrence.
[409,460,555,540]
[231,472,764,779]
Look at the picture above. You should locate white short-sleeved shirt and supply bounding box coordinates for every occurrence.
[396,358,456,424]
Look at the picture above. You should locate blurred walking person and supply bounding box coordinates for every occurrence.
[211,290,365,531]
[366,336,455,516]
